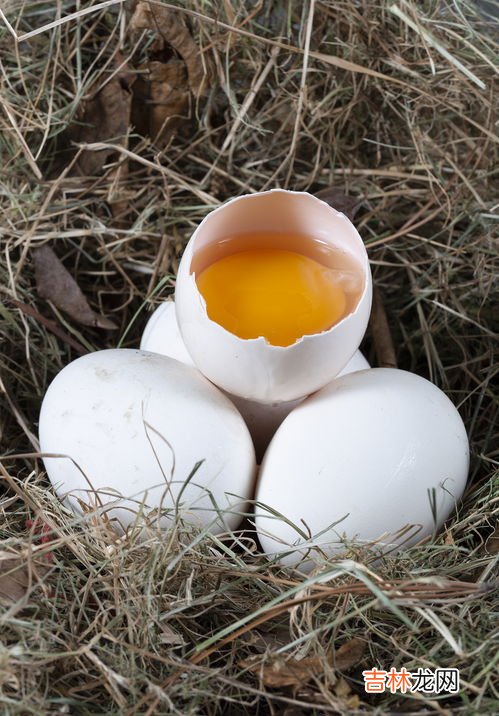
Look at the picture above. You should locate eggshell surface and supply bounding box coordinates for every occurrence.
[175,190,372,402]
[337,349,369,377]
[255,368,469,568]
[140,300,370,460]
[141,301,195,367]
[39,350,256,532]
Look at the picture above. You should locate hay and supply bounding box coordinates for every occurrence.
[1,0,498,713]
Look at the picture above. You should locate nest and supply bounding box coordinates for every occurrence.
[0,1,497,713]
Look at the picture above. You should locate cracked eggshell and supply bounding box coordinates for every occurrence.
[39,349,256,533]
[254,369,469,569]
[175,189,372,403]
[140,300,370,460]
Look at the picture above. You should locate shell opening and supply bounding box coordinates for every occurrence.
[185,192,368,348]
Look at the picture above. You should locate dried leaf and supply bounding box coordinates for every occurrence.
[241,638,364,689]
[157,621,186,646]
[241,654,323,689]
[128,2,209,148]
[315,187,363,221]
[0,559,30,603]
[0,552,49,604]
[129,2,207,95]
[335,677,362,709]
[132,60,190,148]
[444,531,456,546]
[68,56,134,176]
[33,245,117,330]
[243,625,291,652]
[330,637,365,672]
[5,297,86,354]
[335,676,352,698]
[485,524,499,555]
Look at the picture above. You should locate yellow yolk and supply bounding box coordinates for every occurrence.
[196,248,347,347]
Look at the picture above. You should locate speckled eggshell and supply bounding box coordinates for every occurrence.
[39,349,256,533]
[255,368,469,569]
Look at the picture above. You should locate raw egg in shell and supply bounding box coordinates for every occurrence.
[175,189,372,403]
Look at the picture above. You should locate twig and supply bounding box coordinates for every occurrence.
[370,287,397,368]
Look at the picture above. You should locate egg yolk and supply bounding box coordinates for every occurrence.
[196,248,347,347]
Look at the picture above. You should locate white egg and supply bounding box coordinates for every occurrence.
[39,349,256,533]
[175,189,372,402]
[337,349,369,376]
[141,300,195,367]
[140,300,370,460]
[254,368,469,569]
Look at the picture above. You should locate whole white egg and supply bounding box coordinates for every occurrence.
[140,300,370,460]
[39,349,256,533]
[254,368,469,568]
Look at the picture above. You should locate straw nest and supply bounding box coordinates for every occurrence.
[0,1,497,713]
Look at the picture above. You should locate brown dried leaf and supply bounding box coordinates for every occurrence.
[335,677,362,709]
[241,654,323,689]
[33,245,117,330]
[315,187,363,221]
[128,2,209,148]
[0,560,29,603]
[330,637,365,672]
[129,2,207,95]
[132,60,189,149]
[0,552,49,604]
[68,56,134,176]
[157,621,186,646]
[238,639,365,691]
[485,524,499,555]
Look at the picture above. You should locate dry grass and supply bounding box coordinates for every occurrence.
[1,0,498,713]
